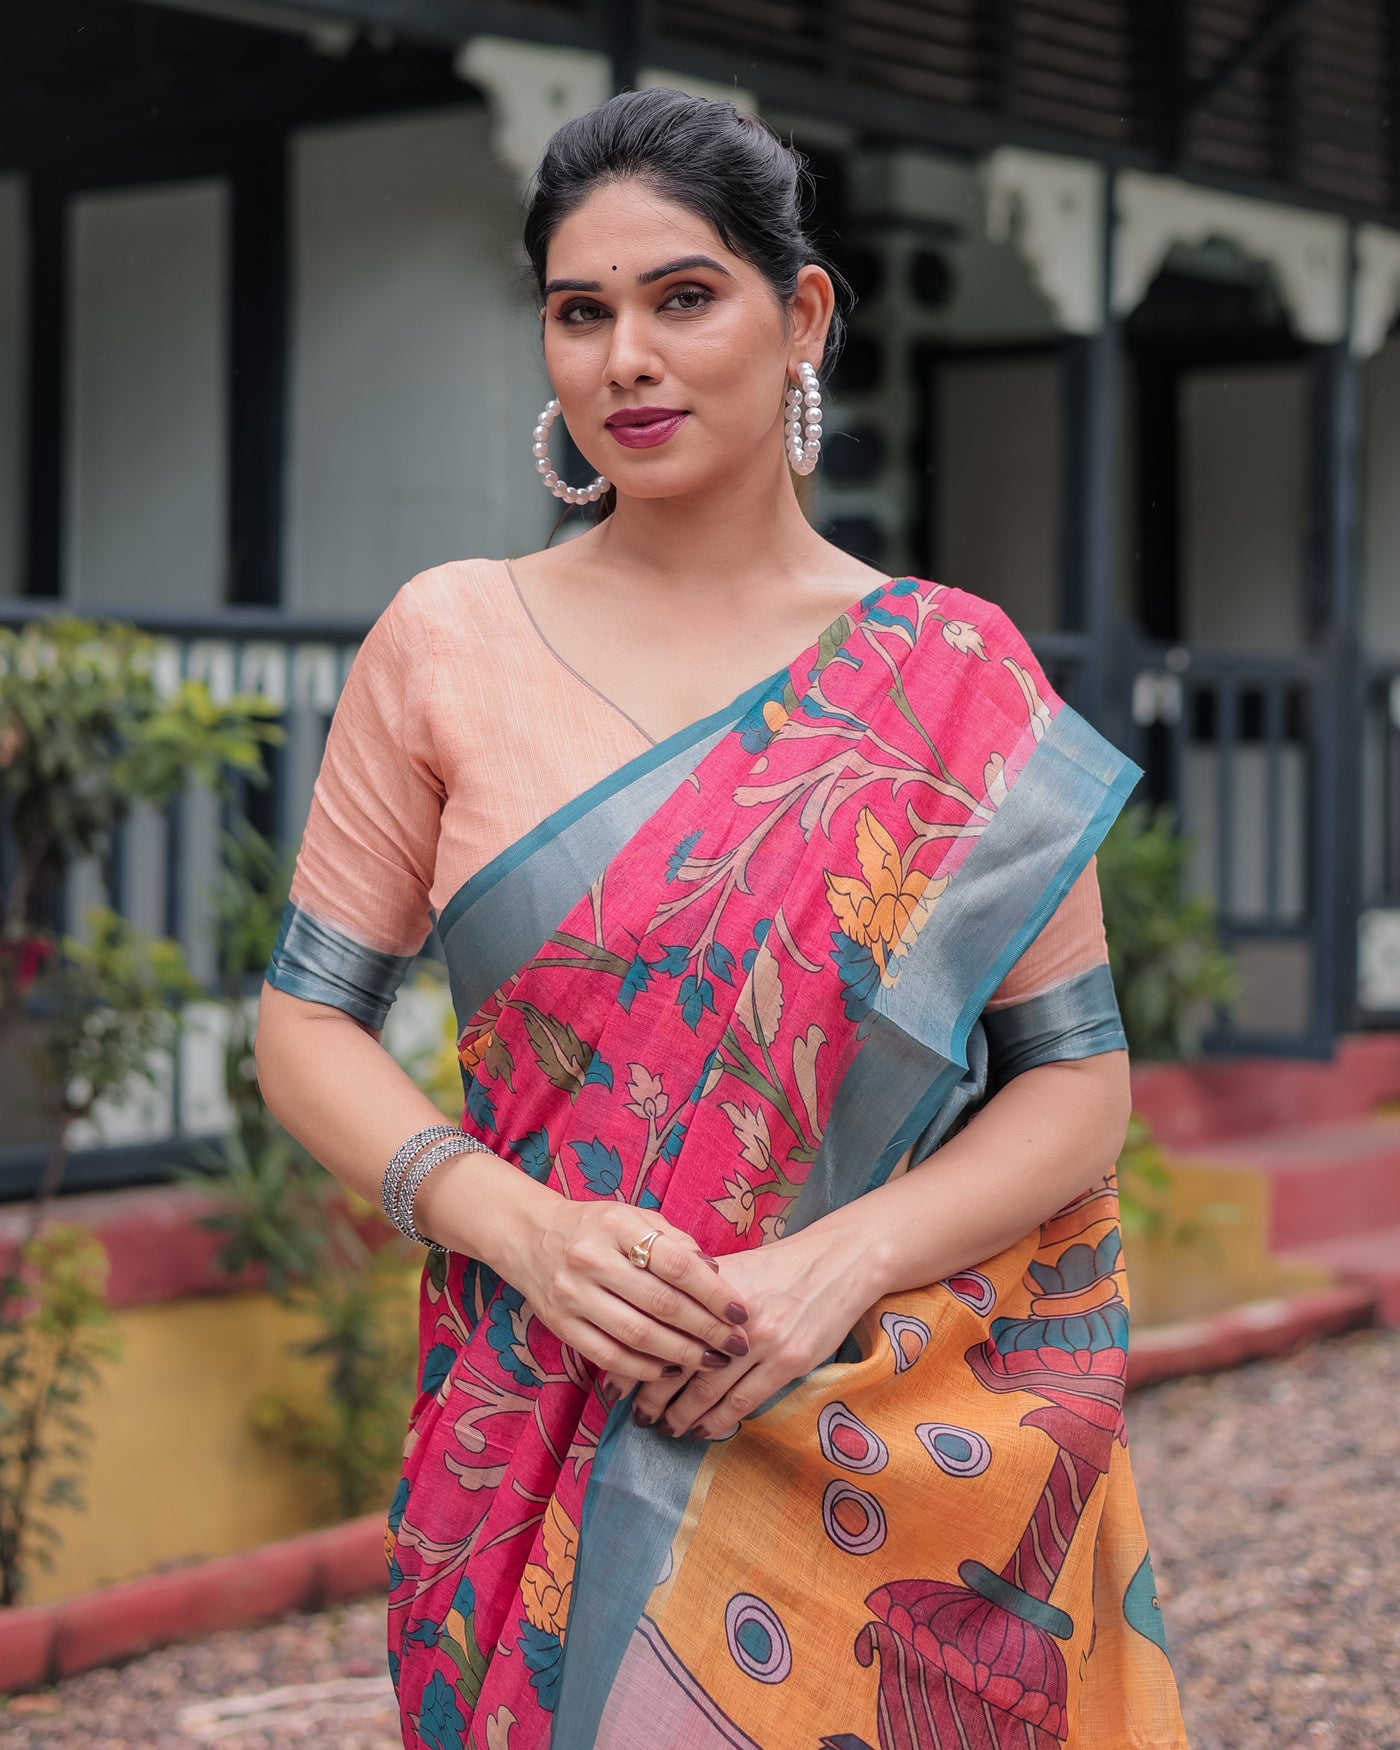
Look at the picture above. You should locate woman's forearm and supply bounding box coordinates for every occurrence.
[253,982,554,1271]
[811,1051,1133,1304]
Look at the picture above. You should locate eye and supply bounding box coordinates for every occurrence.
[556,298,609,326]
[662,284,713,313]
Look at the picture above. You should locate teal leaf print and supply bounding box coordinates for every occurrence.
[665,828,704,880]
[618,954,652,1012]
[464,1077,497,1131]
[706,942,737,985]
[678,973,717,1031]
[654,943,691,977]
[486,1285,543,1388]
[831,930,880,1020]
[583,1054,615,1090]
[638,1185,662,1210]
[405,1617,442,1647]
[572,1138,624,1196]
[510,1127,553,1182]
[418,1669,467,1749]
[420,1342,455,1394]
[387,1477,409,1534]
[519,1620,564,1712]
[741,918,772,972]
[660,1121,686,1163]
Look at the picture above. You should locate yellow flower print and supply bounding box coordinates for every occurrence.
[825,808,949,979]
[520,1496,578,1641]
[761,699,790,733]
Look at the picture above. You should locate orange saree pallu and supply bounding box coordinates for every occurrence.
[381,578,1189,1750]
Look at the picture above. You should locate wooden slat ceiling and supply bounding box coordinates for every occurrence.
[1185,0,1395,208]
[7,0,1400,218]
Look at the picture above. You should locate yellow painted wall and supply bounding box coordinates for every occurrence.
[1124,1156,1330,1328]
[18,1267,419,1608]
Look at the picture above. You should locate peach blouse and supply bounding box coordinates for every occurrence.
[284,559,1109,1025]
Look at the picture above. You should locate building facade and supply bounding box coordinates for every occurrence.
[2,0,1399,1191]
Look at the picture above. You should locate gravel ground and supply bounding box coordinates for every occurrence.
[1130,1324,1400,1750]
[2,1326,1397,1750]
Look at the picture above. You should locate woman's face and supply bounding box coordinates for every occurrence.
[540,178,829,500]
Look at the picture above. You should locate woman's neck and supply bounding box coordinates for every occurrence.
[575,448,849,613]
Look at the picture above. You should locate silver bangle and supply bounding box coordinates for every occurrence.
[394,1133,495,1248]
[380,1124,459,1229]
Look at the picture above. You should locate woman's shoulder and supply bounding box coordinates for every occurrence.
[391,556,515,630]
[356,556,518,661]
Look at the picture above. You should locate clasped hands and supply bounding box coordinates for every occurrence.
[509,1199,871,1442]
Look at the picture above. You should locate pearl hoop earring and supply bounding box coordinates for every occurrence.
[785,361,822,477]
[531,398,609,505]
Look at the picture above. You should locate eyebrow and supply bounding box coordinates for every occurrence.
[543,254,734,295]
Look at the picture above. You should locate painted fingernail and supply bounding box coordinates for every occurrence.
[700,1349,731,1368]
[689,1424,709,1442]
[724,1333,750,1357]
[603,1383,620,1406]
[662,1364,684,1377]
[633,1409,654,1428]
[701,1254,721,1272]
[725,1301,748,1325]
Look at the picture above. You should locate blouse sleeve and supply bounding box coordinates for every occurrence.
[980,857,1128,1085]
[264,581,445,1028]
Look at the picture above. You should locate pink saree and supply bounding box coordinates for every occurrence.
[381,577,1187,1750]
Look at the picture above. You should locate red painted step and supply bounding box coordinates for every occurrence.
[1281,1224,1400,1325]
[1170,1115,1400,1252]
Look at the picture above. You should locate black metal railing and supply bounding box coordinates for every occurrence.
[0,604,371,1199]
[1129,644,1333,1054]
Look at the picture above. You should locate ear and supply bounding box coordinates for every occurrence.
[788,264,836,376]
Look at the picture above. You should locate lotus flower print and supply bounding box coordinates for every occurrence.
[825,808,948,981]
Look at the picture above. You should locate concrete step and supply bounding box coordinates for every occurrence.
[1281,1223,1400,1325]
[1170,1115,1400,1251]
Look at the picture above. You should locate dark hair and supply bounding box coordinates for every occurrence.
[523,87,848,370]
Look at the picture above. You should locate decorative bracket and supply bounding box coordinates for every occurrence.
[455,35,611,189]
[1352,225,1400,359]
[980,148,1106,335]
[1113,170,1347,343]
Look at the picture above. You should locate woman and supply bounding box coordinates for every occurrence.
[257,89,1187,1750]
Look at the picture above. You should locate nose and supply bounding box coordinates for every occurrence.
[602,308,661,389]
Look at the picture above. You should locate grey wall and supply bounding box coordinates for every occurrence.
[1180,362,1307,649]
[64,179,229,613]
[284,104,547,618]
[936,353,1061,632]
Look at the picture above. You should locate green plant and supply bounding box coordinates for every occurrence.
[190,818,417,1520]
[0,1227,120,1606]
[1096,804,1239,1061]
[0,617,282,1203]
[0,616,281,1603]
[248,1244,417,1522]
[1114,1113,1173,1240]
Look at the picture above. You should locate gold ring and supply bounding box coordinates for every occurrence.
[627,1230,663,1271]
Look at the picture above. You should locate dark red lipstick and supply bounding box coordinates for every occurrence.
[604,406,689,449]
